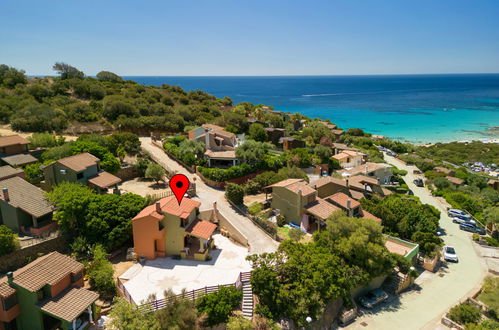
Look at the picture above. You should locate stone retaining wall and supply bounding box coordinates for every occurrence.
[0,235,68,273]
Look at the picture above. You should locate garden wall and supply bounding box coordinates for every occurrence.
[115,166,140,181]
[199,209,249,248]
[196,169,268,189]
[0,235,68,273]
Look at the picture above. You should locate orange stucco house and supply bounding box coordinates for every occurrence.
[132,196,217,261]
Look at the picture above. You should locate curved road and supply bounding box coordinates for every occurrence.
[140,137,278,255]
[346,154,488,330]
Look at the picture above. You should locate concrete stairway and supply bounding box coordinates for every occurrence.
[241,272,253,318]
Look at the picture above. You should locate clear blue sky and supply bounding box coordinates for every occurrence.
[1,0,499,76]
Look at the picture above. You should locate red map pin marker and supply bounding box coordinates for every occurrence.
[169,174,190,205]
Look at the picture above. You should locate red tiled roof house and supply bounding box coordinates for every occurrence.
[132,196,217,261]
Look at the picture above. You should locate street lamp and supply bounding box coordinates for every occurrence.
[306,316,312,323]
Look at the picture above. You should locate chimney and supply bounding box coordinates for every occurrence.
[2,188,9,202]
[346,179,349,187]
[155,201,162,214]
[365,165,368,175]
[347,199,353,217]
[213,201,217,212]
[297,189,302,207]
[7,272,13,284]
[204,128,210,149]
[364,183,368,191]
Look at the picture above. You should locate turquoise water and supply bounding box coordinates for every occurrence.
[127,75,499,144]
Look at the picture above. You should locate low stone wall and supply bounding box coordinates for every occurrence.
[196,168,268,189]
[199,209,249,248]
[0,235,68,273]
[441,316,464,330]
[116,166,140,181]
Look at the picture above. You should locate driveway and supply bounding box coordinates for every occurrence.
[344,154,488,330]
[140,137,279,254]
[120,234,252,304]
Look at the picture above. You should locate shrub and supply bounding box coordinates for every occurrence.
[145,163,165,184]
[133,157,151,177]
[227,315,253,330]
[248,202,263,216]
[88,245,116,297]
[24,162,45,184]
[472,233,480,242]
[485,237,499,247]
[276,215,286,227]
[253,216,277,237]
[289,228,305,242]
[448,303,481,325]
[226,183,245,205]
[0,225,18,256]
[196,286,242,327]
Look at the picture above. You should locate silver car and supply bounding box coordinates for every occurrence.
[443,246,458,262]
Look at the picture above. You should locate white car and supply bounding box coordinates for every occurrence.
[443,246,458,262]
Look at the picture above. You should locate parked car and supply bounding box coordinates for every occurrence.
[459,223,486,235]
[452,217,476,225]
[407,190,414,196]
[413,178,424,187]
[443,246,458,262]
[448,209,471,220]
[358,289,389,308]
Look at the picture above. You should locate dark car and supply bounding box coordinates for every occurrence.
[358,289,389,308]
[459,223,486,235]
[413,178,424,187]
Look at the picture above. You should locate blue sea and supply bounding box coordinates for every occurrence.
[125,74,499,144]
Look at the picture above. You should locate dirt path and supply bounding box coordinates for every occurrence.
[139,137,279,254]
[0,125,78,141]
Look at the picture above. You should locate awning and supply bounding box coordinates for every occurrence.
[185,219,217,240]
[88,171,122,188]
[39,287,98,322]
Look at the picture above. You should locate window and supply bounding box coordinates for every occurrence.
[3,294,18,310]
[71,272,83,283]
[180,218,187,228]
[37,289,45,301]
[158,221,164,231]
[76,172,84,179]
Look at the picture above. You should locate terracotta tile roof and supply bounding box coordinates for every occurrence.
[0,176,53,217]
[488,179,498,185]
[331,129,344,135]
[204,150,237,159]
[360,209,382,223]
[185,219,217,240]
[39,287,98,322]
[381,188,393,196]
[0,277,16,298]
[13,252,84,292]
[325,192,361,210]
[349,189,366,200]
[338,162,390,176]
[267,179,316,196]
[434,167,452,175]
[202,124,236,139]
[134,196,201,220]
[0,165,23,180]
[348,175,379,186]
[87,171,121,188]
[57,153,99,172]
[332,152,349,160]
[304,198,340,220]
[309,176,347,189]
[446,176,464,185]
[1,153,37,166]
[0,135,29,148]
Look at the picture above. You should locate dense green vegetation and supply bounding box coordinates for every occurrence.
[0,225,18,256]
[87,245,116,297]
[196,286,242,327]
[47,183,147,252]
[448,303,482,326]
[248,214,408,326]
[478,276,499,318]
[361,195,442,256]
[109,290,198,330]
[415,141,499,165]
[0,63,231,134]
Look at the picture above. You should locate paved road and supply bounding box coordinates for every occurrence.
[345,154,488,330]
[140,137,279,255]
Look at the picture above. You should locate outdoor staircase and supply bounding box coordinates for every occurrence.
[241,272,254,319]
[382,272,407,294]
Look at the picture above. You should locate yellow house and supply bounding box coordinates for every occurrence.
[132,196,217,261]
